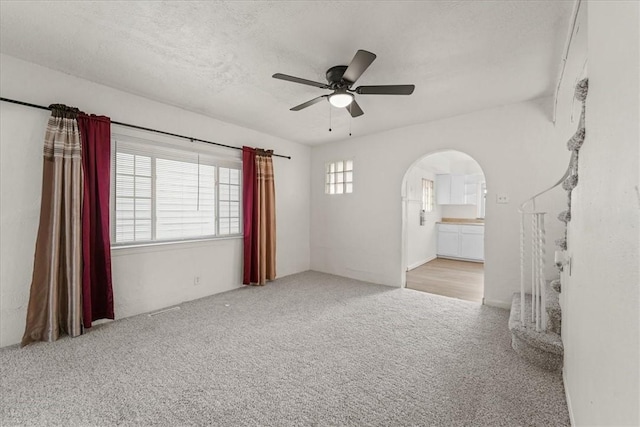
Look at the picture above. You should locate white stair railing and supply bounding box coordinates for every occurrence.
[519,206,548,332]
[519,166,570,332]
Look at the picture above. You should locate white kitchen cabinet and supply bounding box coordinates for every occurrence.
[450,175,466,204]
[437,224,460,257]
[436,174,478,205]
[459,225,484,260]
[436,223,484,261]
[464,176,478,205]
[436,174,451,205]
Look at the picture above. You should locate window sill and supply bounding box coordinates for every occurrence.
[111,235,243,256]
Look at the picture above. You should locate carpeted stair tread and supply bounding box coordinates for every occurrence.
[545,280,562,335]
[509,292,563,371]
[509,293,563,354]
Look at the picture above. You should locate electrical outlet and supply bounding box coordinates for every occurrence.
[194,276,201,286]
[496,194,509,204]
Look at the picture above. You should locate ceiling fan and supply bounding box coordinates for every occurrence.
[272,49,415,118]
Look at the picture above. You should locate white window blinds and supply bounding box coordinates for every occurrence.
[113,137,241,245]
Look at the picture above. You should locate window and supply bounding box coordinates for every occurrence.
[325,160,353,194]
[422,178,434,212]
[477,182,487,219]
[112,137,241,245]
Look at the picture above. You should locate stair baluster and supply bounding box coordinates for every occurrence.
[531,212,538,324]
[539,214,547,331]
[536,214,542,331]
[520,212,525,324]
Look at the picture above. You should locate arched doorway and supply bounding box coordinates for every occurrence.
[400,150,487,303]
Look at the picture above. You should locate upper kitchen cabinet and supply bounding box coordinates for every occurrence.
[436,174,482,205]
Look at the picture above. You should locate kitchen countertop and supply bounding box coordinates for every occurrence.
[437,218,485,226]
[437,222,485,226]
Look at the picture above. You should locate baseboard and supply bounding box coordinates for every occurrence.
[483,298,511,310]
[407,255,436,271]
[563,368,576,426]
[436,255,484,263]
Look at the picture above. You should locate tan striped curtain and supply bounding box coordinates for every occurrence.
[255,151,276,284]
[22,105,84,346]
[242,147,276,285]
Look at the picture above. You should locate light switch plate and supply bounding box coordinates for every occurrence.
[496,194,509,204]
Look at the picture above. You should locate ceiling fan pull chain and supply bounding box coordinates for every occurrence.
[349,114,352,136]
[329,102,332,132]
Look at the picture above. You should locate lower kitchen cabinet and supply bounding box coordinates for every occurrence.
[437,223,484,261]
[436,224,460,257]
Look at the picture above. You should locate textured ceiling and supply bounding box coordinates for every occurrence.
[0,1,573,145]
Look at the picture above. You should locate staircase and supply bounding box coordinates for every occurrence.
[508,78,588,372]
[509,280,563,371]
[508,205,566,372]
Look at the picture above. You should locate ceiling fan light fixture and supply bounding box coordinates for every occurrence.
[329,92,354,108]
[273,49,415,117]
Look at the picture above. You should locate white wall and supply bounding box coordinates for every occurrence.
[0,55,311,348]
[311,97,567,307]
[404,166,441,270]
[561,2,640,425]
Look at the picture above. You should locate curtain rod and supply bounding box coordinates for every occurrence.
[0,97,291,160]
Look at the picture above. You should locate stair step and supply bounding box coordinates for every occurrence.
[509,292,563,372]
[546,280,561,335]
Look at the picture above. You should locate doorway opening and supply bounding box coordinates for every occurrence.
[400,150,486,303]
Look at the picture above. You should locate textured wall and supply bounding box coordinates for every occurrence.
[562,2,640,425]
[0,55,311,348]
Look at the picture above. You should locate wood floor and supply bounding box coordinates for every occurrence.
[406,258,484,303]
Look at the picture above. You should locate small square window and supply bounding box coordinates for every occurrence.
[325,160,353,195]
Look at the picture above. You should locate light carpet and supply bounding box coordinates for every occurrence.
[0,271,569,426]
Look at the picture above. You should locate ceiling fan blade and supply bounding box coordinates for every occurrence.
[290,95,328,111]
[356,85,415,95]
[342,50,377,84]
[347,100,364,117]
[273,73,329,89]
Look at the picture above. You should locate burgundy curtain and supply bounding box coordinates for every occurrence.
[242,146,276,285]
[243,147,257,283]
[78,114,114,328]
